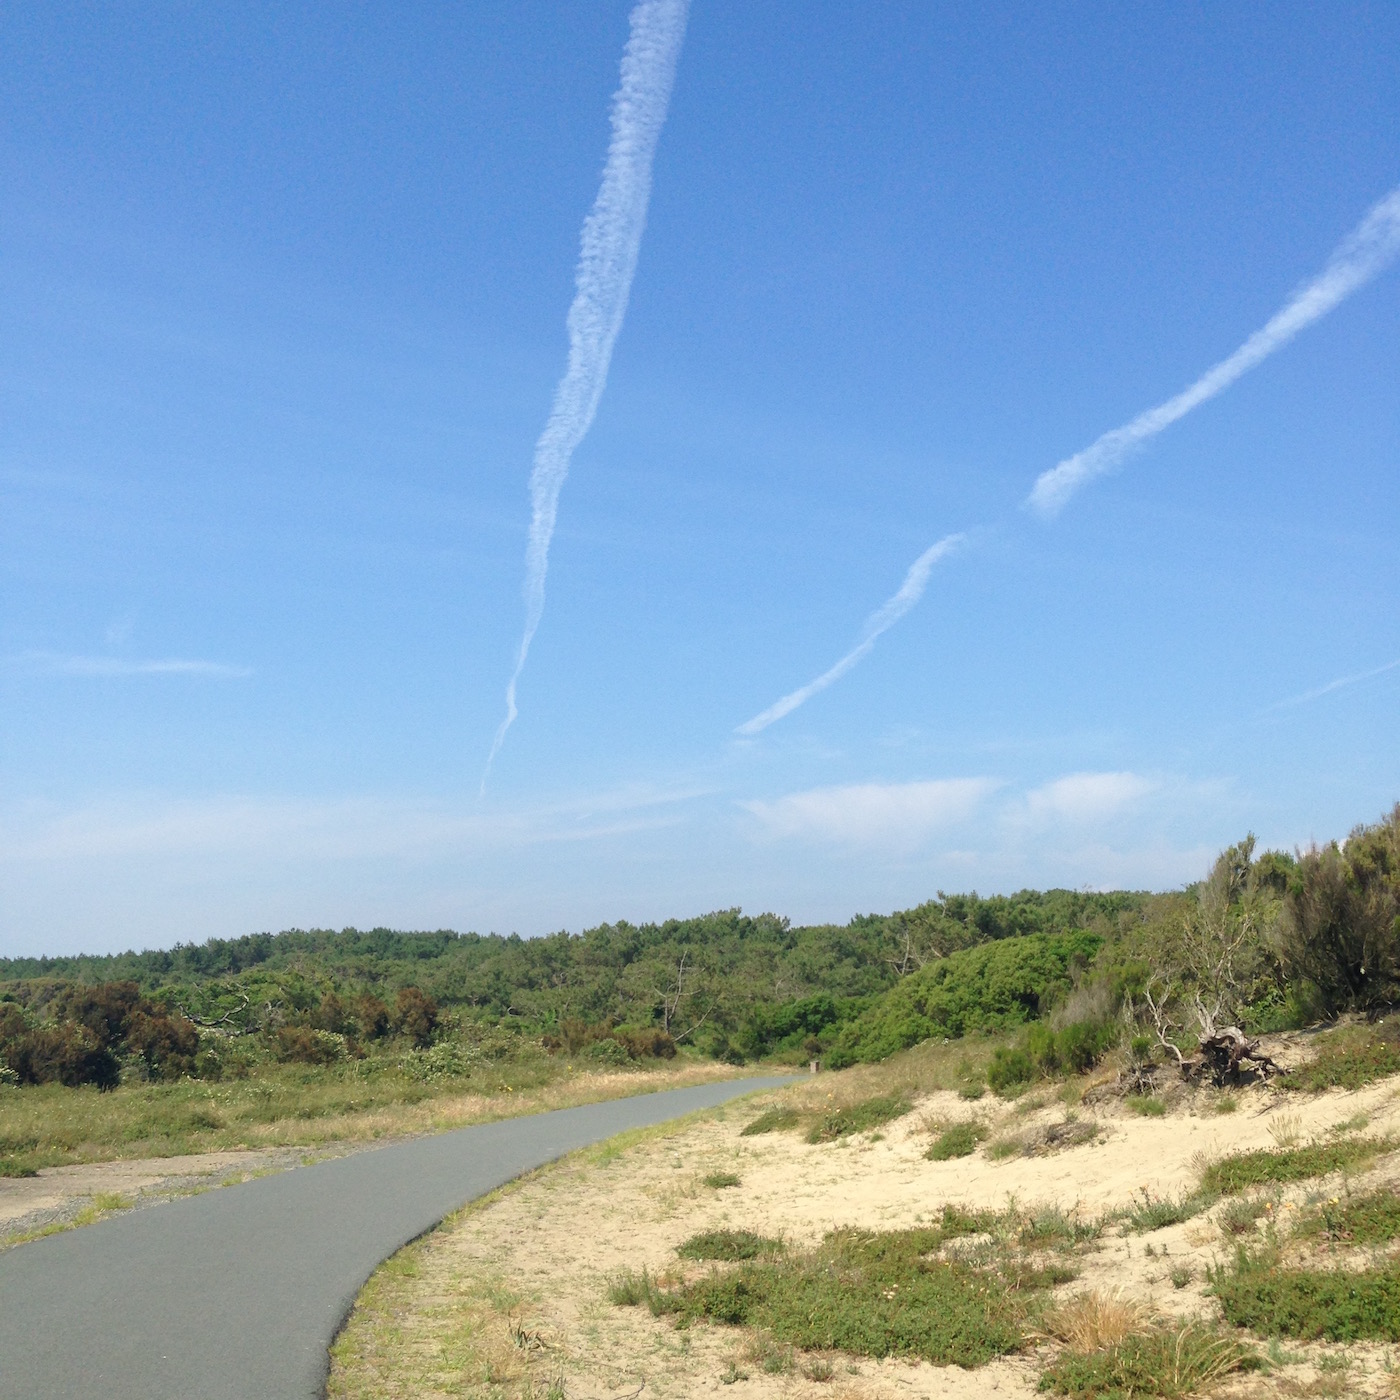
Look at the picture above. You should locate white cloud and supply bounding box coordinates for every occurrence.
[1023,771,1159,823]
[740,777,998,847]
[0,784,703,865]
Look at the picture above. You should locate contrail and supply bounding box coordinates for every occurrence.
[484,0,689,788]
[1029,185,1400,517]
[736,534,965,736]
[1269,656,1400,710]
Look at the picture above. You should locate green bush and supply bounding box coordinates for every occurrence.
[826,931,1104,1067]
[926,1121,986,1160]
[987,1047,1035,1095]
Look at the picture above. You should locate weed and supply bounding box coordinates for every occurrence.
[1296,1188,1400,1245]
[1212,1248,1400,1342]
[1218,1197,1270,1236]
[926,1121,987,1161]
[739,1106,801,1137]
[702,1171,741,1189]
[1018,1207,1099,1249]
[1126,1096,1166,1117]
[607,1267,670,1314]
[742,1332,793,1374]
[805,1094,911,1143]
[1170,1265,1191,1289]
[677,1229,784,1261]
[719,1362,749,1384]
[1330,1113,1370,1136]
[1212,1093,1239,1114]
[1119,1187,1216,1233]
[1269,1114,1305,1149]
[986,1135,1024,1161]
[1040,1321,1257,1397]
[89,1191,132,1213]
[801,1356,835,1381]
[1200,1137,1392,1195]
[958,1084,986,1101]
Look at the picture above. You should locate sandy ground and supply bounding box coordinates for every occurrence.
[329,1069,1400,1400]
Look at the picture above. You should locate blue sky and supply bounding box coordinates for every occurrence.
[1,2,1397,955]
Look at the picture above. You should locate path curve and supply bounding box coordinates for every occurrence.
[0,1076,791,1399]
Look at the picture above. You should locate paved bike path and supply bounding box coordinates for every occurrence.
[0,1076,791,1400]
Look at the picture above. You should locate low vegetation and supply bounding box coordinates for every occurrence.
[1199,1135,1392,1196]
[1212,1247,1400,1342]
[676,1229,783,1261]
[1039,1318,1258,1398]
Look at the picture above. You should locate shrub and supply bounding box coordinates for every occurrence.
[826,931,1104,1067]
[740,1106,801,1137]
[607,1267,669,1313]
[1276,805,1400,1017]
[805,1094,910,1143]
[987,1047,1035,1095]
[7,1023,120,1089]
[355,994,391,1040]
[583,1037,632,1066]
[1126,1096,1166,1117]
[125,1009,199,1080]
[613,1026,677,1060]
[391,987,438,1048]
[274,1025,345,1065]
[926,1121,987,1161]
[1200,1137,1391,1195]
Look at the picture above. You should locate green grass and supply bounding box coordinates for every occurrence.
[926,1121,987,1161]
[1125,1095,1166,1117]
[1217,1197,1270,1236]
[1282,1027,1400,1093]
[1038,1323,1257,1397]
[665,1227,1042,1367]
[607,1267,670,1312]
[676,1229,784,1261]
[1199,1137,1392,1195]
[1212,1250,1400,1342]
[804,1094,911,1143]
[702,1170,742,1189]
[739,1105,801,1137]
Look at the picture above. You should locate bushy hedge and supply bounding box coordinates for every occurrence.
[825,931,1103,1068]
[985,1018,1119,1093]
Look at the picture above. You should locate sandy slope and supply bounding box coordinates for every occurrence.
[329,1061,1400,1400]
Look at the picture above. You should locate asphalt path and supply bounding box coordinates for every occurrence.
[0,1075,791,1400]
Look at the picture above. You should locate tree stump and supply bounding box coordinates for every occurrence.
[1187,1027,1279,1085]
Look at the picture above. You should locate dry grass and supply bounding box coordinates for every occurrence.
[1042,1289,1154,1352]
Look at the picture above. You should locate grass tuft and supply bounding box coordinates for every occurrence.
[1125,1096,1166,1118]
[1039,1321,1257,1397]
[804,1094,911,1144]
[702,1171,742,1189]
[677,1229,784,1261]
